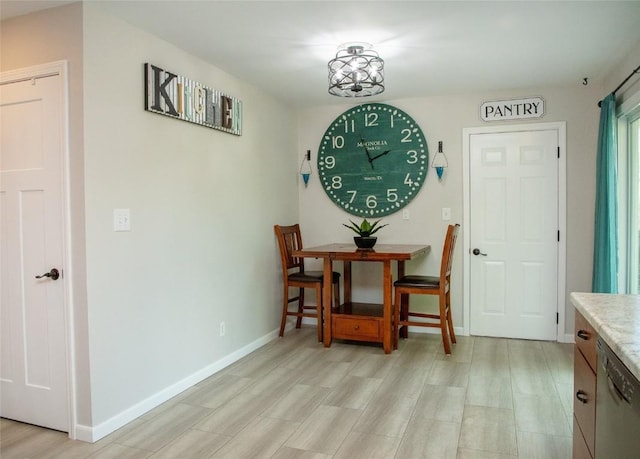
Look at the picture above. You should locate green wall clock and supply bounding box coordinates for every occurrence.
[317,103,428,217]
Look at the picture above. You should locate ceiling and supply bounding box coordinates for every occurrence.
[3,1,640,108]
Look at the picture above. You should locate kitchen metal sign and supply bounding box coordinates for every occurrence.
[480,96,544,122]
[144,63,242,135]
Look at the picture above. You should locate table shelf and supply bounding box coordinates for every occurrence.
[332,301,382,317]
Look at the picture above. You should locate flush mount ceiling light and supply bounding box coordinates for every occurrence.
[328,42,384,97]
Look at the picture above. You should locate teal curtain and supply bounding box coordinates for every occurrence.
[592,93,618,293]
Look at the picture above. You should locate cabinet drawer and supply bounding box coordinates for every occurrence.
[575,310,597,372]
[332,316,381,341]
[574,347,596,457]
[573,417,593,459]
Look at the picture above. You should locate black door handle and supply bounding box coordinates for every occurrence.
[577,330,590,341]
[35,268,60,281]
[472,248,487,256]
[576,390,588,404]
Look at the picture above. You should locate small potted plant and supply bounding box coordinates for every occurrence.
[343,218,388,249]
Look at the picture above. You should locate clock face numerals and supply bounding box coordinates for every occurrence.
[317,103,428,217]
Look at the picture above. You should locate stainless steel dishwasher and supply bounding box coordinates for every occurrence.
[595,336,640,458]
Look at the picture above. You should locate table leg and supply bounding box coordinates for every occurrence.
[323,257,333,348]
[383,259,392,354]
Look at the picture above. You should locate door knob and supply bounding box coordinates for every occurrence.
[472,248,487,256]
[576,390,588,404]
[35,268,60,281]
[576,330,590,341]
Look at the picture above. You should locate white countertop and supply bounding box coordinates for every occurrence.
[570,292,640,380]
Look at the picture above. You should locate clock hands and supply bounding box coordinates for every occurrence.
[369,150,392,162]
[359,134,373,166]
[360,134,392,170]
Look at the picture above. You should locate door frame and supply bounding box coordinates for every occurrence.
[1,61,77,437]
[462,122,567,341]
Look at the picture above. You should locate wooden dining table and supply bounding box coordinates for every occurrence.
[293,243,430,354]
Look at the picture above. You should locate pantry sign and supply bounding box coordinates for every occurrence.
[480,96,544,122]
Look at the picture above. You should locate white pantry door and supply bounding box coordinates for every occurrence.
[469,129,559,340]
[0,70,69,431]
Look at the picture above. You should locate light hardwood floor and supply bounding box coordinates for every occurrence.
[1,329,574,458]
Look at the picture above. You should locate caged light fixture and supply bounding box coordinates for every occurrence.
[328,43,384,97]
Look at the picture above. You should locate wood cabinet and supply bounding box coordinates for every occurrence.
[575,310,597,371]
[573,310,597,459]
[573,418,593,459]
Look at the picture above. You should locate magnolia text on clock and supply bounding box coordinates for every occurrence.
[144,63,242,135]
[357,140,388,150]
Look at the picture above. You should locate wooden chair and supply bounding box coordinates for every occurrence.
[274,224,340,341]
[393,224,460,354]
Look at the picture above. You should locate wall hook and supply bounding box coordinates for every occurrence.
[582,77,588,86]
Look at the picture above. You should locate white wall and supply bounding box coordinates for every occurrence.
[297,84,602,338]
[81,3,298,432]
[603,39,640,105]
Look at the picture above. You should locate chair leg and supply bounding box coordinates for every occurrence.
[279,285,289,337]
[446,308,456,345]
[333,280,341,310]
[315,286,323,342]
[446,290,456,344]
[393,289,401,349]
[400,293,409,339]
[439,293,451,355]
[296,288,304,328]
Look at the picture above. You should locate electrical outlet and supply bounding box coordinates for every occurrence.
[113,208,131,231]
[219,322,226,337]
[402,209,410,220]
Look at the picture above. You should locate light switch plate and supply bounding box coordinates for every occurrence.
[442,207,451,221]
[402,209,410,220]
[113,208,131,231]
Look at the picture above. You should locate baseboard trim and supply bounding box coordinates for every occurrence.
[82,328,279,442]
[560,332,574,343]
[72,424,94,443]
[407,325,466,336]
[410,327,573,344]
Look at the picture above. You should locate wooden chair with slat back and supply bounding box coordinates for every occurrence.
[393,224,460,354]
[274,224,341,341]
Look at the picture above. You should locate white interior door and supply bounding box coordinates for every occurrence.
[1,69,69,431]
[468,129,559,340]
